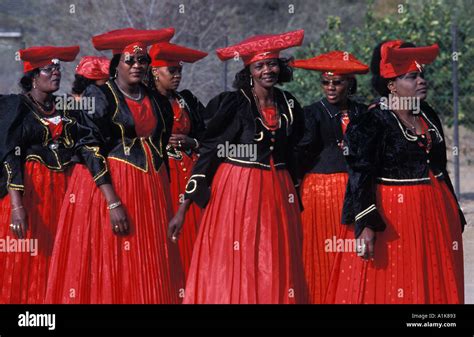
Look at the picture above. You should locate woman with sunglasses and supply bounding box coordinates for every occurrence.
[292,51,369,304]
[71,56,110,99]
[168,30,309,304]
[0,45,111,303]
[325,41,466,304]
[148,42,207,278]
[45,28,185,304]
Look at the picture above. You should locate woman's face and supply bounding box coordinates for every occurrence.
[152,65,182,91]
[390,71,428,100]
[249,58,280,89]
[33,63,61,93]
[117,52,150,85]
[320,74,351,105]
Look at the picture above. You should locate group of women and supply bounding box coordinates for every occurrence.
[0,27,466,304]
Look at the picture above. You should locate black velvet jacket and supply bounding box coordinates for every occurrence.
[166,89,206,161]
[342,100,466,237]
[82,81,173,174]
[184,87,305,208]
[0,94,110,198]
[297,97,367,176]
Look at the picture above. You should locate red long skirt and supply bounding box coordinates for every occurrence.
[325,173,464,304]
[0,161,68,304]
[301,172,348,304]
[183,162,308,304]
[168,153,202,279]
[45,146,184,304]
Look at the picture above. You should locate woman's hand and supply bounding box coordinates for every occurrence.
[99,184,129,235]
[357,227,375,260]
[168,212,185,243]
[169,134,197,150]
[10,206,27,239]
[109,204,129,235]
[168,199,192,243]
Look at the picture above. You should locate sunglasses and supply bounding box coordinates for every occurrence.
[39,64,61,75]
[168,66,183,75]
[123,55,151,66]
[321,79,346,86]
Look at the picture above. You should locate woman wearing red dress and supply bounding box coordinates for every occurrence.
[45,28,185,304]
[168,30,309,304]
[148,42,207,278]
[71,56,110,98]
[292,51,369,303]
[325,40,466,304]
[0,46,109,303]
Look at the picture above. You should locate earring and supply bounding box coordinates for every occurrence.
[33,81,36,89]
[114,69,118,78]
[250,76,253,87]
[154,75,159,81]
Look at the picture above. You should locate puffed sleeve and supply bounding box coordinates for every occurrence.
[344,107,386,238]
[73,85,112,186]
[71,109,111,186]
[295,103,322,179]
[421,102,466,230]
[279,90,305,189]
[0,95,27,198]
[184,91,242,208]
[179,90,206,141]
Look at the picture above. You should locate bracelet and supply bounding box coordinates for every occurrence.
[11,205,24,211]
[107,201,122,210]
[193,138,199,149]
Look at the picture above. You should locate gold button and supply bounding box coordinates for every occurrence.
[271,131,276,135]
[180,162,185,166]
[427,159,430,163]
[270,138,275,143]
[183,168,187,172]
[269,146,274,151]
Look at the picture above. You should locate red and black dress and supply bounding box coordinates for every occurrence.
[182,87,308,304]
[0,94,108,304]
[325,101,466,304]
[166,90,205,278]
[45,81,184,304]
[296,97,366,303]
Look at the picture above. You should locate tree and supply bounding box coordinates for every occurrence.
[283,0,474,127]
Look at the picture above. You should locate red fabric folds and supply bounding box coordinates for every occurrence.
[0,161,69,303]
[325,173,464,304]
[45,145,184,304]
[301,172,348,304]
[183,162,308,304]
[168,101,201,278]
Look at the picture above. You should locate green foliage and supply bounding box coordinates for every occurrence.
[283,0,474,127]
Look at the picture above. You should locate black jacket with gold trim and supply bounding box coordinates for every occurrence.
[165,89,206,161]
[184,87,305,209]
[296,97,367,176]
[0,94,110,198]
[342,100,466,237]
[82,81,173,174]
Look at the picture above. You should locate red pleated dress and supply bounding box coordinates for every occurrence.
[0,120,69,304]
[300,111,350,304]
[325,118,464,304]
[168,99,202,279]
[183,106,308,304]
[45,96,184,304]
